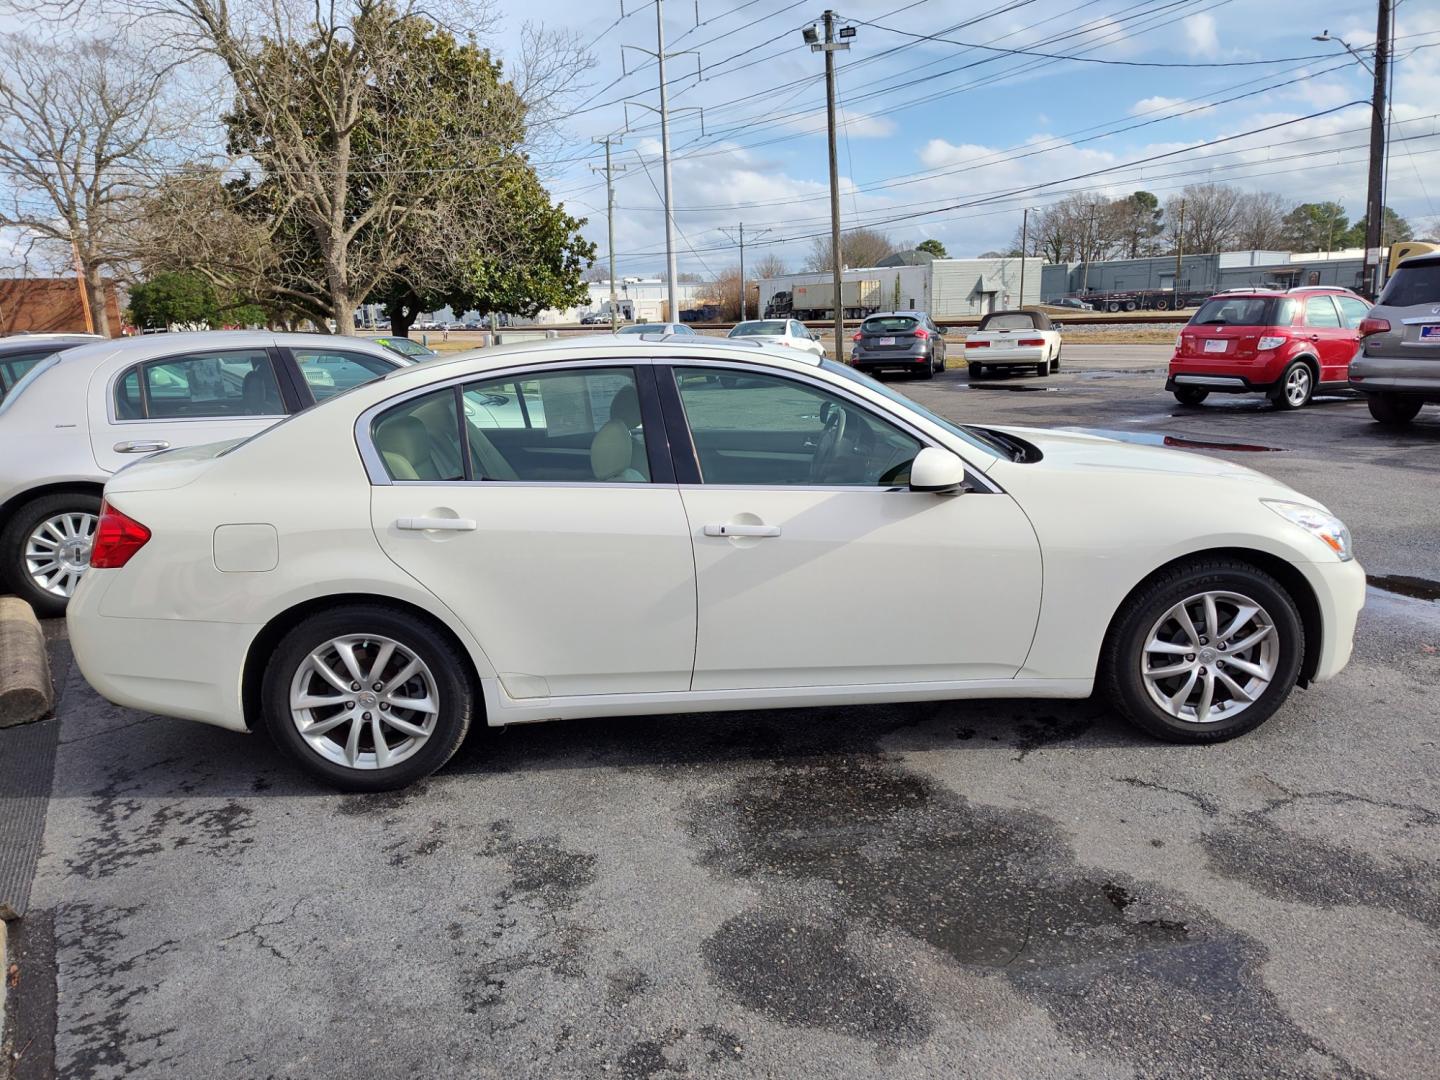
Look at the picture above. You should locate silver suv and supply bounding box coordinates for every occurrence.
[1350,253,1440,425]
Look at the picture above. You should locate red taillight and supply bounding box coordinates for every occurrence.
[852,331,862,342]
[90,500,151,569]
[1358,316,1390,337]
[1018,338,1045,347]
[965,339,989,348]
[913,327,929,339]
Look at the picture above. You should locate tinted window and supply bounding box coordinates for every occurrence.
[862,316,918,333]
[123,349,283,419]
[1303,296,1342,328]
[729,321,786,337]
[292,348,393,401]
[674,367,921,487]
[372,388,465,482]
[1378,262,1440,307]
[1191,297,1281,327]
[461,367,648,483]
[1336,296,1370,329]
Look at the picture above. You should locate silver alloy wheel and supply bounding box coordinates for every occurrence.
[1284,364,1311,406]
[289,634,440,770]
[25,512,98,598]
[1140,590,1279,724]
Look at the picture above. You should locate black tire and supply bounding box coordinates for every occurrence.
[1101,559,1304,743]
[1270,360,1314,410]
[1035,361,1048,377]
[917,354,934,380]
[1106,301,1121,313]
[1,491,103,619]
[1173,386,1209,406]
[968,361,983,379]
[263,604,474,791]
[1050,347,1061,373]
[1367,393,1423,427]
[1154,298,1170,310]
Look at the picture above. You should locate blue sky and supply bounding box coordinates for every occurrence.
[496,0,1440,278]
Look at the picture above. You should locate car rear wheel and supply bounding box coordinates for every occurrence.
[1,491,102,619]
[1102,560,1303,743]
[1367,393,1423,427]
[967,362,983,379]
[1035,360,1049,377]
[1050,347,1061,373]
[917,354,934,379]
[263,605,474,791]
[1271,361,1314,410]
[1173,386,1209,406]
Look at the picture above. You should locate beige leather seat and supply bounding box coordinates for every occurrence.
[374,415,460,481]
[607,385,649,475]
[590,419,647,482]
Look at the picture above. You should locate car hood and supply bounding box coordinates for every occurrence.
[984,425,1314,500]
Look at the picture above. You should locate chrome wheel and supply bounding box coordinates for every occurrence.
[1140,591,1278,725]
[1283,365,1311,407]
[25,511,97,598]
[289,634,440,770]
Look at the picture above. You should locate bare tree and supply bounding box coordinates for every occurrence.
[0,35,172,335]
[804,227,894,272]
[1164,183,1246,255]
[751,253,788,281]
[1231,191,1289,250]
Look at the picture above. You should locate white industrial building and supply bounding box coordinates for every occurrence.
[758,251,1044,321]
[536,279,714,324]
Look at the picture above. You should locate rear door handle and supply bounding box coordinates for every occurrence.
[396,516,477,531]
[113,440,170,454]
[703,523,781,538]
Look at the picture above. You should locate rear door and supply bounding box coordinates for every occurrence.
[89,344,296,474]
[1300,295,1351,383]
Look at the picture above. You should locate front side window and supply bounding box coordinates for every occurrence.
[1303,295,1342,328]
[673,366,920,487]
[291,348,394,401]
[119,349,283,420]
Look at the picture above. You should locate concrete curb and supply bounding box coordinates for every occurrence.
[0,597,52,729]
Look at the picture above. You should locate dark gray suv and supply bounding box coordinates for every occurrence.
[1350,253,1440,426]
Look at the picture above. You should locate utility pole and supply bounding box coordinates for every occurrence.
[806,12,852,358]
[1018,208,1030,308]
[655,1,679,320]
[1173,200,1186,309]
[1364,0,1392,297]
[70,238,94,335]
[721,222,773,321]
[1079,206,1098,295]
[591,136,627,331]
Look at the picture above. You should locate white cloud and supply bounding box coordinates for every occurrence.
[1183,13,1220,56]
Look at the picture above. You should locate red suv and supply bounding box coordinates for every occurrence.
[1166,286,1370,409]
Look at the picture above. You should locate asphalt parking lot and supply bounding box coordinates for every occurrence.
[5,344,1438,1080]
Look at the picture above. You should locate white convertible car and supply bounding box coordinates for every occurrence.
[68,337,1364,791]
[964,309,1062,379]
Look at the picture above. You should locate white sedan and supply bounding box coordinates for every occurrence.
[68,337,1364,791]
[728,318,826,358]
[964,309,1062,378]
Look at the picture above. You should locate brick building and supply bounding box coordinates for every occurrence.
[0,277,122,335]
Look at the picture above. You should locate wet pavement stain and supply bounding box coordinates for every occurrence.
[1367,574,1440,602]
[688,752,1365,1076]
[1060,426,1288,452]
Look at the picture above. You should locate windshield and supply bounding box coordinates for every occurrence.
[729,321,787,337]
[0,352,61,416]
[1378,262,1440,307]
[1190,297,1292,327]
[862,316,918,333]
[820,359,1004,459]
[376,337,434,358]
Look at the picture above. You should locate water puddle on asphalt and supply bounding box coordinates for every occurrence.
[963,384,1058,393]
[1367,575,1440,602]
[1059,427,1287,452]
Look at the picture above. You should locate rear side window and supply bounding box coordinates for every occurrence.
[117,349,285,420]
[1191,297,1280,327]
[1303,296,1342,328]
[1379,262,1440,307]
[863,316,919,333]
[372,388,466,482]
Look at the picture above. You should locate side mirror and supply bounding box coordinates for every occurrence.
[909,447,967,494]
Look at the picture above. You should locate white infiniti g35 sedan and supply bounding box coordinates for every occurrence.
[67,336,1365,791]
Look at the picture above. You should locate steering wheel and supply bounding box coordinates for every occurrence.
[810,404,848,482]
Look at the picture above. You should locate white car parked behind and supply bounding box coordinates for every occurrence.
[0,331,408,616]
[964,309,1063,379]
[68,336,1364,791]
[727,318,826,358]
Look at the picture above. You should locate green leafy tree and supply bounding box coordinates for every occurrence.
[915,238,948,259]
[1281,202,1351,253]
[1118,191,1164,257]
[127,271,268,329]
[1342,206,1414,249]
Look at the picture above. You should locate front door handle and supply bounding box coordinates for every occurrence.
[113,440,170,454]
[703,523,781,538]
[396,516,477,532]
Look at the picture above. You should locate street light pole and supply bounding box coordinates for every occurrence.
[806,13,852,358]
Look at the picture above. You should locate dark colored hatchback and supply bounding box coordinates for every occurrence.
[850,312,946,378]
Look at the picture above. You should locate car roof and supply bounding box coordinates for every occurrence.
[864,311,929,318]
[34,330,402,373]
[0,333,102,355]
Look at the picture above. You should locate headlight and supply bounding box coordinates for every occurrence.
[1257,335,1286,350]
[1264,500,1353,561]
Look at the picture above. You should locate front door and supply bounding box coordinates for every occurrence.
[367,364,696,700]
[665,365,1042,691]
[89,345,290,474]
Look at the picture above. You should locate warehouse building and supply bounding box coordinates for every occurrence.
[758,250,1044,321]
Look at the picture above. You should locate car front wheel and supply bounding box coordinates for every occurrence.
[1,492,102,618]
[1101,560,1303,743]
[1367,393,1423,427]
[263,605,474,791]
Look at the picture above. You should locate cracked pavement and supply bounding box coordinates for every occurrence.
[9,345,1440,1079]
